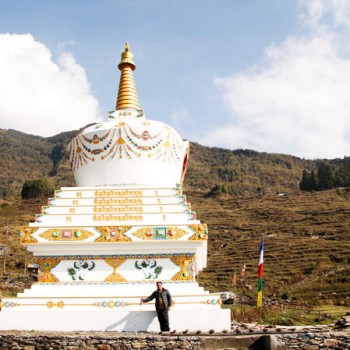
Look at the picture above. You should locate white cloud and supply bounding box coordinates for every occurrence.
[171,106,190,125]
[170,106,190,137]
[0,33,100,136]
[298,0,350,31]
[210,0,350,159]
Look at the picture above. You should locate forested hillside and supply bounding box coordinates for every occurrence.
[2,127,349,199]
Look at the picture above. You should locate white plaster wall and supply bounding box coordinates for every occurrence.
[0,308,231,332]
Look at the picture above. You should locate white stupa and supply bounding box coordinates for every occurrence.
[0,43,230,332]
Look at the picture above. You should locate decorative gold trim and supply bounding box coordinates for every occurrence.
[46,301,65,309]
[104,257,127,282]
[167,227,188,239]
[95,226,131,242]
[37,257,60,283]
[170,254,195,281]
[132,227,153,240]
[20,227,38,244]
[93,214,143,222]
[94,198,143,206]
[95,189,142,197]
[132,227,188,240]
[189,224,208,240]
[93,206,143,213]
[39,228,94,241]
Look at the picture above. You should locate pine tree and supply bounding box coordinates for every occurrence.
[317,163,334,190]
[299,170,310,191]
[334,157,350,187]
[309,170,317,191]
[300,169,318,191]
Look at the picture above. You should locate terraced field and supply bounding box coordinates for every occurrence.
[189,188,350,304]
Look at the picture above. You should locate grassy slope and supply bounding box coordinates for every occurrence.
[190,188,350,303]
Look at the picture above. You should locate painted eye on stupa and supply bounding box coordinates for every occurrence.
[142,131,150,141]
[92,134,100,144]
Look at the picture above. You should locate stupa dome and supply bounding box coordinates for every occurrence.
[67,43,189,188]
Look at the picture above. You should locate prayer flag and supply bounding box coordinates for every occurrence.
[257,240,264,307]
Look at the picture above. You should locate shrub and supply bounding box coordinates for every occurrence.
[281,290,291,300]
[21,178,54,199]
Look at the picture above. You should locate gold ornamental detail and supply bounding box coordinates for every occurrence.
[93,214,143,222]
[132,227,153,240]
[94,206,143,213]
[37,257,60,283]
[47,301,65,309]
[94,198,142,206]
[20,227,38,244]
[39,228,93,241]
[132,227,188,240]
[167,227,188,239]
[104,257,127,282]
[95,189,142,197]
[170,254,195,281]
[189,224,208,240]
[95,226,131,242]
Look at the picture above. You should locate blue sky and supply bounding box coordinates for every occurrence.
[0,0,350,159]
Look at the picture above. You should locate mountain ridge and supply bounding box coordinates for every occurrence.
[0,127,337,199]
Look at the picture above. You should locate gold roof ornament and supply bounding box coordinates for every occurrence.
[118,42,136,70]
[116,42,141,110]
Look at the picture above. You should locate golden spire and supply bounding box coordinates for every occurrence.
[115,43,141,110]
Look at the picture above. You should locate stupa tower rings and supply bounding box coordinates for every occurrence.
[67,43,189,188]
[116,43,140,110]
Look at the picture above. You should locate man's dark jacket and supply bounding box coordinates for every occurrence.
[143,288,172,310]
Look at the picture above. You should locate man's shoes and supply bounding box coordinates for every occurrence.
[161,331,170,335]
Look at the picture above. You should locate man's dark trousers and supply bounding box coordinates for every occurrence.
[157,308,170,331]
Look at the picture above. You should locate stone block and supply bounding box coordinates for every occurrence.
[302,345,319,350]
[97,345,111,350]
[324,338,341,347]
[131,342,147,349]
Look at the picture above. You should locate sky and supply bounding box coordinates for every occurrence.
[0,0,349,159]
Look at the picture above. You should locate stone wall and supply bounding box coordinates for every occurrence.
[272,331,350,350]
[0,334,200,350]
[0,331,349,350]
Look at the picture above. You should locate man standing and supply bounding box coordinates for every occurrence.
[141,281,172,332]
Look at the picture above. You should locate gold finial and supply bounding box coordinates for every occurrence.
[115,42,140,110]
[118,42,136,70]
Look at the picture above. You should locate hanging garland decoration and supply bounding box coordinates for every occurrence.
[127,125,163,140]
[124,124,165,153]
[81,129,112,144]
[79,128,116,156]
[101,127,139,160]
[68,123,185,171]
[68,129,116,171]
[153,132,182,164]
[68,137,95,171]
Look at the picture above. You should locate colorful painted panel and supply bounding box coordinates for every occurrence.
[36,253,195,283]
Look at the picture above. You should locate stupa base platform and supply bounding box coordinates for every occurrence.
[0,308,231,332]
[1,282,230,332]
